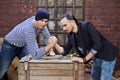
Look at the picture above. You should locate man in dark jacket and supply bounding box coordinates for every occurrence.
[48,13,119,80]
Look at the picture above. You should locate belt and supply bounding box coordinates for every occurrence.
[3,39,16,47]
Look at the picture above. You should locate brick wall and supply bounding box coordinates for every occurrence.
[85,0,120,75]
[0,0,37,37]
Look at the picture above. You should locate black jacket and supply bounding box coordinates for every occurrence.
[63,22,119,61]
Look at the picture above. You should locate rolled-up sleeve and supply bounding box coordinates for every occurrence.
[90,49,97,55]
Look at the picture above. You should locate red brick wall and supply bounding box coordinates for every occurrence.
[85,0,120,73]
[0,0,37,37]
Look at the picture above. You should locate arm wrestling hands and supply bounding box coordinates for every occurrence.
[20,36,58,61]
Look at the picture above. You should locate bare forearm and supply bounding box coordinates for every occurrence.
[55,44,63,54]
[83,52,95,63]
[72,52,95,63]
[72,52,95,64]
[45,43,55,53]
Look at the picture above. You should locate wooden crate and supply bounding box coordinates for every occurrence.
[18,57,85,80]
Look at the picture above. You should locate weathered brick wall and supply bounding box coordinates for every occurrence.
[85,0,120,75]
[0,0,37,37]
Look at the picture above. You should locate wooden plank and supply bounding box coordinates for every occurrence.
[18,69,26,76]
[18,62,25,70]
[18,76,26,80]
[28,59,73,63]
[19,63,85,70]
[78,64,85,70]
[18,62,30,80]
[30,76,73,80]
[29,63,73,69]
[19,62,85,70]
[29,69,73,76]
[19,68,84,76]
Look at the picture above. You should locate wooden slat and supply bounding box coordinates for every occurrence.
[19,62,85,70]
[19,69,85,76]
[18,62,25,70]
[29,59,73,63]
[19,63,84,70]
[29,69,73,76]
[18,76,26,80]
[29,63,73,69]
[30,76,73,80]
[18,69,26,76]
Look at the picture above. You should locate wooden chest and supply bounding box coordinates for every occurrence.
[18,56,85,80]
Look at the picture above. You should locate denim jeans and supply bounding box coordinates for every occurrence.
[0,40,28,80]
[91,57,116,80]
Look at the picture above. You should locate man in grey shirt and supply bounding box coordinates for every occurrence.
[0,9,57,80]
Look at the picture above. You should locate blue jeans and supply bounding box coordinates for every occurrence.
[91,58,116,80]
[0,40,28,80]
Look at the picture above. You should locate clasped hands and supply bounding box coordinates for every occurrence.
[48,36,58,46]
[47,36,58,56]
[47,36,84,63]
